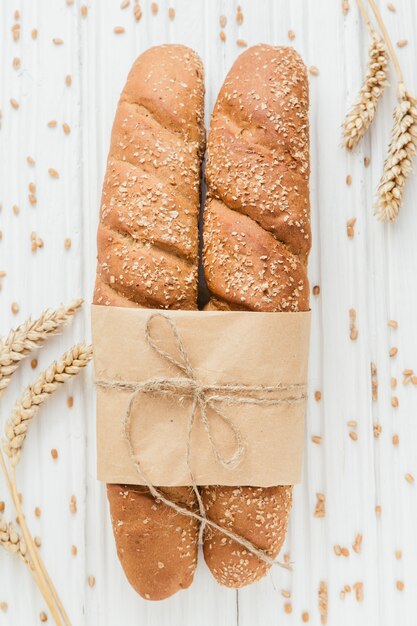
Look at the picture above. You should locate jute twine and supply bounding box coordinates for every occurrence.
[96,313,307,569]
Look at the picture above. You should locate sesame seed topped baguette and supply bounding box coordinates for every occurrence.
[93,45,205,600]
[201,45,310,587]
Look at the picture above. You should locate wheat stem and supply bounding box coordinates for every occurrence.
[0,500,62,625]
[356,0,373,34]
[367,0,403,82]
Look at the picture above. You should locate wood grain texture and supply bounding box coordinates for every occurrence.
[1,1,417,624]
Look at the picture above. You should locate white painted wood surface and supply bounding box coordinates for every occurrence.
[1,1,417,624]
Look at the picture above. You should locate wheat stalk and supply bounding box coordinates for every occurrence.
[375,84,417,220]
[3,343,93,465]
[0,341,92,625]
[342,28,389,149]
[0,299,83,395]
[0,511,62,623]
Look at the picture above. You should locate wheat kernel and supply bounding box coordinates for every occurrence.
[121,0,130,7]
[31,359,38,369]
[395,550,402,559]
[397,39,408,48]
[284,602,292,614]
[35,507,41,517]
[341,547,350,557]
[288,30,295,40]
[396,580,404,591]
[81,5,88,17]
[388,319,398,328]
[67,396,74,408]
[314,391,321,401]
[62,123,71,135]
[64,238,72,250]
[40,612,48,622]
[51,449,58,460]
[346,174,352,185]
[168,7,175,20]
[0,602,7,612]
[32,28,38,39]
[237,39,247,48]
[151,2,158,14]
[302,612,309,623]
[53,38,63,45]
[70,495,77,514]
[34,536,41,547]
[47,120,57,128]
[364,156,371,167]
[220,31,226,42]
[71,544,78,556]
[392,434,399,446]
[311,435,322,444]
[405,473,414,484]
[349,431,358,441]
[10,98,19,109]
[0,502,4,513]
[389,347,398,357]
[65,75,72,87]
[48,168,59,178]
[134,1,142,20]
[12,57,20,70]
[312,285,320,296]
[391,396,399,408]
[387,3,396,11]
[114,26,125,34]
[220,15,227,28]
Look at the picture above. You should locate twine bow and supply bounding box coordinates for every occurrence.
[96,313,307,569]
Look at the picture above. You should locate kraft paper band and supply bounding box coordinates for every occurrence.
[92,305,311,487]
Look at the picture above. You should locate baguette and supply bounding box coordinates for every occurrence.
[201,44,310,587]
[93,45,205,600]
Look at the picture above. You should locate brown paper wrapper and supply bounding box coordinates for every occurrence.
[92,305,310,487]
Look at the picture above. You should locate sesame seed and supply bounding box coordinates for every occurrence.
[391,396,399,408]
[388,319,398,328]
[151,2,158,14]
[314,390,321,401]
[71,545,78,556]
[288,30,296,40]
[40,612,48,622]
[392,434,399,446]
[47,120,57,128]
[0,502,4,513]
[219,15,227,28]
[34,536,41,548]
[220,31,226,42]
[387,3,396,11]
[32,28,38,39]
[397,39,408,48]
[88,576,95,587]
[349,431,358,441]
[405,473,414,484]
[0,603,8,613]
[342,0,350,15]
[168,7,175,20]
[284,602,292,614]
[70,495,77,514]
[48,168,59,178]
[114,26,125,34]
[395,550,402,559]
[364,156,371,167]
[312,285,320,296]
[396,580,405,591]
[302,612,309,623]
[10,98,19,109]
[53,38,64,45]
[51,449,58,460]
[62,123,71,134]
[31,359,38,369]
[11,302,19,315]
[81,5,88,17]
[35,507,41,517]
[67,396,74,408]
[237,39,248,48]
[389,346,398,357]
[346,174,352,185]
[64,238,72,250]
[12,57,20,70]
[65,75,72,87]
[309,65,319,76]
[120,0,130,8]
[311,435,322,444]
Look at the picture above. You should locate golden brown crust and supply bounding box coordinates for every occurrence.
[93,44,205,600]
[201,44,310,587]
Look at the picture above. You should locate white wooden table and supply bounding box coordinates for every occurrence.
[1,1,417,624]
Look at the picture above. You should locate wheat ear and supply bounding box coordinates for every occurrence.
[1,343,92,626]
[0,510,62,624]
[375,84,417,221]
[0,299,83,395]
[3,343,93,465]
[342,28,389,149]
